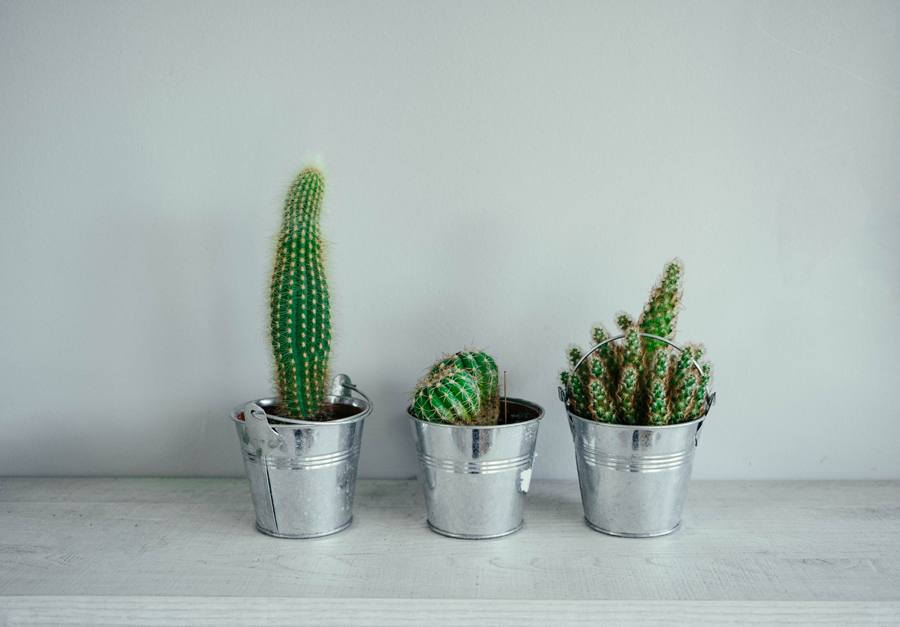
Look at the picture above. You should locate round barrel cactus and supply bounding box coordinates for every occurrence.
[412,366,481,424]
[413,350,500,425]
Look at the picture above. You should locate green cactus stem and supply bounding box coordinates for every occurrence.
[270,165,331,419]
[566,345,590,417]
[562,259,713,426]
[666,347,692,421]
[692,362,713,420]
[430,350,500,425]
[616,311,635,333]
[412,365,481,424]
[590,323,620,397]
[589,378,617,423]
[623,325,642,368]
[431,351,498,398]
[646,351,671,425]
[673,373,698,423]
[639,259,683,353]
[619,365,639,424]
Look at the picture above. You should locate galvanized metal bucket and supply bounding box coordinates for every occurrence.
[559,333,716,537]
[231,374,372,539]
[408,398,543,540]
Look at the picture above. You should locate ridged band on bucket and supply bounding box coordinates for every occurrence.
[242,443,363,470]
[416,452,534,474]
[231,374,372,539]
[408,398,543,540]
[574,443,695,472]
[558,334,716,538]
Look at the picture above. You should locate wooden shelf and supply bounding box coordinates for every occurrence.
[1,478,898,625]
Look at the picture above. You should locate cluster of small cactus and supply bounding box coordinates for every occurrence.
[269,164,333,420]
[412,351,501,425]
[561,259,713,425]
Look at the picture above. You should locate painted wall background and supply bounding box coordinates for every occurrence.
[1,0,898,480]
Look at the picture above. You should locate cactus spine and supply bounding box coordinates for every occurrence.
[270,165,332,419]
[413,350,500,426]
[563,259,713,426]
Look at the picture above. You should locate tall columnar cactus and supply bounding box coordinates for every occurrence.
[270,165,331,419]
[413,350,500,426]
[563,259,713,426]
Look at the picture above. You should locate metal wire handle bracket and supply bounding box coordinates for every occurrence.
[329,374,372,407]
[242,403,286,457]
[557,332,716,416]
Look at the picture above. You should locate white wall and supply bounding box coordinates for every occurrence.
[1,0,898,480]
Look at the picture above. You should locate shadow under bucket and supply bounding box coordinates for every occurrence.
[231,375,372,539]
[408,398,543,540]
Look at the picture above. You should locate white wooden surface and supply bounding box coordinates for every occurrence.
[1,479,898,625]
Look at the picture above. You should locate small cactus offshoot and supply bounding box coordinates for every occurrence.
[561,259,713,425]
[413,350,501,425]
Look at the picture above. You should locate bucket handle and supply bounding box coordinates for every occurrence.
[329,374,372,408]
[242,403,285,458]
[557,332,716,417]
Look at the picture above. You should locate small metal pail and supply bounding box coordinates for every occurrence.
[560,333,716,537]
[567,413,703,537]
[231,375,372,539]
[408,398,543,540]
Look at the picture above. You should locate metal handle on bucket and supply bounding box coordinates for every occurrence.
[557,333,716,417]
[241,375,370,458]
[242,403,285,458]
[329,374,372,407]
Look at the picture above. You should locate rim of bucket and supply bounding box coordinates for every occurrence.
[566,408,704,431]
[406,397,544,429]
[231,395,371,427]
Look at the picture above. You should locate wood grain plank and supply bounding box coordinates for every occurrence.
[1,598,899,627]
[1,480,898,602]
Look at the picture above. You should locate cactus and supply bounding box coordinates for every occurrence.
[667,345,694,422]
[566,345,590,418]
[639,259,683,354]
[412,365,481,424]
[692,362,713,421]
[618,365,639,424]
[429,350,500,424]
[615,312,635,333]
[646,351,670,425]
[589,377,617,423]
[562,259,713,426]
[618,326,642,424]
[270,164,332,419]
[413,350,499,426]
[590,324,620,400]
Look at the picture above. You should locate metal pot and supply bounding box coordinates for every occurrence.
[408,398,543,539]
[560,333,716,537]
[231,374,372,538]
